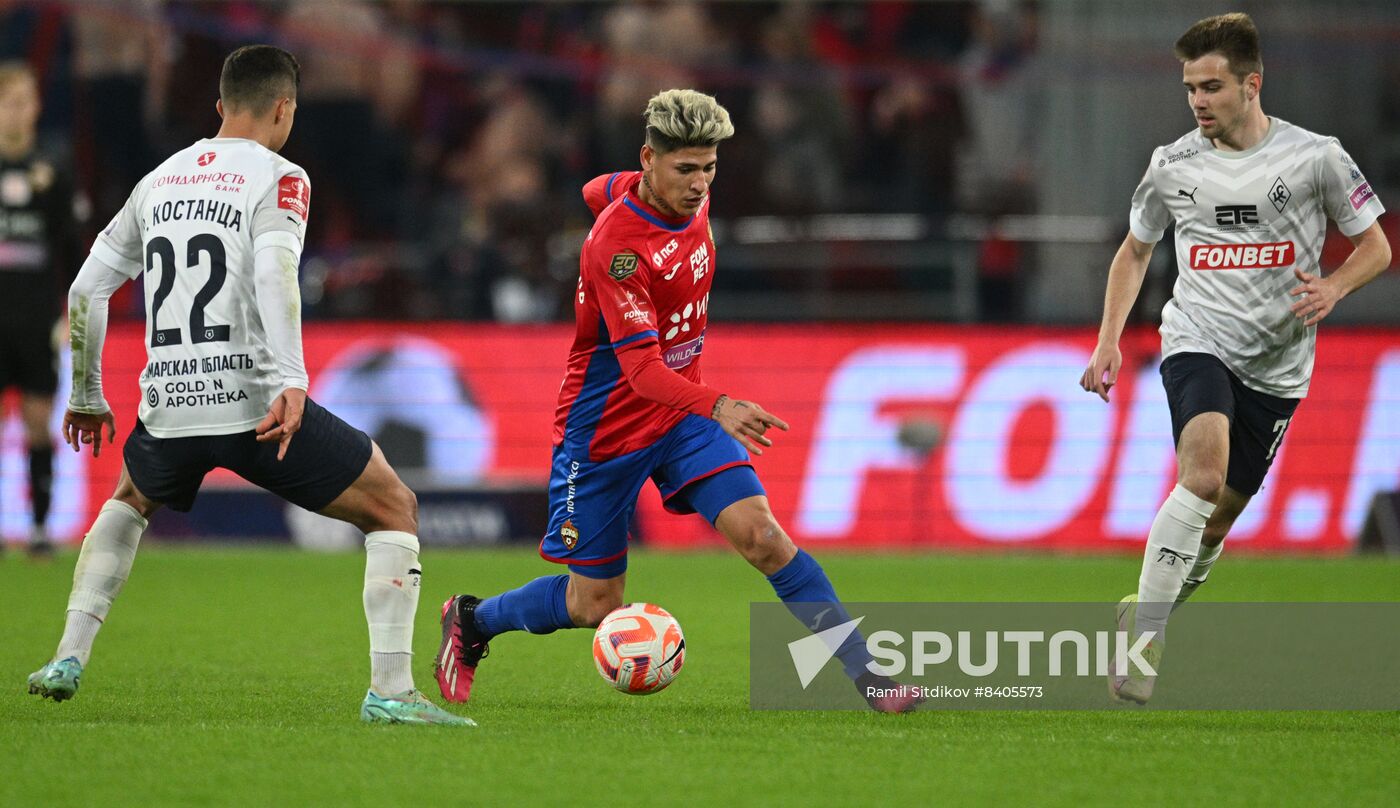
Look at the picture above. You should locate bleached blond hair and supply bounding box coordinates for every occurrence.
[643,89,734,154]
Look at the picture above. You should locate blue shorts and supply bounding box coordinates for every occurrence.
[540,414,765,579]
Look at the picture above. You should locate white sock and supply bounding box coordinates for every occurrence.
[1173,540,1224,611]
[371,652,414,696]
[1136,485,1214,638]
[56,611,102,666]
[57,500,147,665]
[364,531,421,695]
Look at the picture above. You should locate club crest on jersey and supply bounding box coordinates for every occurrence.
[561,519,579,550]
[1269,177,1292,213]
[609,253,639,281]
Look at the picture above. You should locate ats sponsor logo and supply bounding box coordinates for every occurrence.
[1189,241,1295,270]
[1214,205,1260,227]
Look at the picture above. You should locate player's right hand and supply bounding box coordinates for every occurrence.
[63,409,116,457]
[255,387,307,461]
[1080,343,1122,402]
[714,397,789,456]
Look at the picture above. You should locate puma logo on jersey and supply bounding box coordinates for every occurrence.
[1177,187,1197,204]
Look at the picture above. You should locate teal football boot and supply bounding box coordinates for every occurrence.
[360,689,476,726]
[28,657,83,702]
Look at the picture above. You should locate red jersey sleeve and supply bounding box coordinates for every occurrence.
[615,347,722,417]
[584,242,720,417]
[582,171,641,218]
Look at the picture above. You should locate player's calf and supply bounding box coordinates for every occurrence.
[565,573,625,628]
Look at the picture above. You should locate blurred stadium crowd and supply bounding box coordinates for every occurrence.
[2,0,1044,322]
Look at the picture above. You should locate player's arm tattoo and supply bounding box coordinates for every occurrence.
[711,394,729,420]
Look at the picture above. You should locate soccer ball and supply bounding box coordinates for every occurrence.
[592,603,686,695]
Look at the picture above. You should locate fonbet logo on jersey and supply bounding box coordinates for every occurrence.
[1189,241,1295,271]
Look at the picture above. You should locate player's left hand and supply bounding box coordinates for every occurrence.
[255,387,307,461]
[1288,268,1342,327]
[714,396,789,456]
[63,408,116,457]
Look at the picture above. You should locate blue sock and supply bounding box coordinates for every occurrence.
[474,575,574,638]
[766,550,874,680]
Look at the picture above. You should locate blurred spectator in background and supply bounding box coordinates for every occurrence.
[438,76,565,321]
[593,1,702,170]
[956,0,1039,215]
[280,0,417,244]
[748,2,852,214]
[70,0,169,218]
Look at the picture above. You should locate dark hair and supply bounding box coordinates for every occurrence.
[219,45,300,114]
[1174,13,1262,80]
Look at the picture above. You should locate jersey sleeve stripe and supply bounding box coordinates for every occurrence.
[604,172,622,202]
[607,329,659,350]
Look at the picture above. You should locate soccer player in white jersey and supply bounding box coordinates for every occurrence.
[1080,13,1392,703]
[26,46,471,726]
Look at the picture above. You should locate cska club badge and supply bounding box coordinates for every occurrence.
[608,253,639,281]
[561,519,580,550]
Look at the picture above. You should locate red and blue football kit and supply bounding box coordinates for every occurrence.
[554,170,721,460]
[453,172,898,712]
[540,171,763,576]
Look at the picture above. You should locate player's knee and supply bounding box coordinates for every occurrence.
[111,478,159,520]
[734,516,795,574]
[1179,470,1224,504]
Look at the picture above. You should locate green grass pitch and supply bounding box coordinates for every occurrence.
[3,548,1397,806]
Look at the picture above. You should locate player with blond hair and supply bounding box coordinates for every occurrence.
[436,89,919,713]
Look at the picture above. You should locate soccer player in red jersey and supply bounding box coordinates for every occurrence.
[436,89,917,712]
